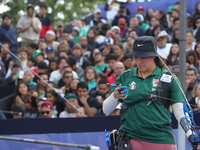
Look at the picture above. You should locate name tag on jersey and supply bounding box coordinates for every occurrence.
[160,74,172,83]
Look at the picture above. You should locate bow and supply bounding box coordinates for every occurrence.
[183,101,200,150]
[158,55,200,150]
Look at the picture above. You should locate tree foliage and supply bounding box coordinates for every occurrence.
[0,0,105,27]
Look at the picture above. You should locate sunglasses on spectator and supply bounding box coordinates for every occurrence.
[41,111,50,115]
[64,76,73,79]
[196,21,200,24]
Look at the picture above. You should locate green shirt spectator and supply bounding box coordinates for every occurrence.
[94,63,109,72]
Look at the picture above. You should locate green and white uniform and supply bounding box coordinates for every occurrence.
[110,67,184,144]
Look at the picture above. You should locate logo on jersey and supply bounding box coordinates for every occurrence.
[160,74,172,83]
[129,81,136,90]
[153,79,159,87]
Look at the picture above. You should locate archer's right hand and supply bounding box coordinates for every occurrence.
[113,84,129,99]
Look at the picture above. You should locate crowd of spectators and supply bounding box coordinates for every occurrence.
[0,1,200,119]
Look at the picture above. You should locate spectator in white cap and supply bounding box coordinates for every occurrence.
[156,30,172,57]
[102,37,114,55]
[111,26,121,38]
[69,26,80,44]
[45,30,59,51]
[135,14,150,31]
[89,8,103,27]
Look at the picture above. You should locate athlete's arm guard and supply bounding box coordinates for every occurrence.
[172,103,192,137]
[180,117,190,133]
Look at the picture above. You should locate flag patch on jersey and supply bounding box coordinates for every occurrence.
[129,81,136,90]
[153,79,159,87]
[160,74,172,83]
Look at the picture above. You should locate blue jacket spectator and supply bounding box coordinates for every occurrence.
[121,16,144,38]
[0,14,18,54]
[111,15,130,27]
[89,8,103,27]
[121,26,144,38]
[111,5,130,27]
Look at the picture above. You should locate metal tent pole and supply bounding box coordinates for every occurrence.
[178,0,187,150]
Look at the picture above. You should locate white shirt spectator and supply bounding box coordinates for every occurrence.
[157,43,172,57]
[49,69,78,85]
[186,41,196,52]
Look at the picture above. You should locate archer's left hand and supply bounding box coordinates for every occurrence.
[188,135,200,150]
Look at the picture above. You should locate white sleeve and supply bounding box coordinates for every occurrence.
[103,93,119,115]
[172,102,192,137]
[72,71,79,79]
[49,72,54,82]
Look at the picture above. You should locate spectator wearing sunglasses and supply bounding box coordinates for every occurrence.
[61,71,74,96]
[40,101,55,118]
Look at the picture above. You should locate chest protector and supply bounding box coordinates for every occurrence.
[125,72,172,109]
[153,72,172,109]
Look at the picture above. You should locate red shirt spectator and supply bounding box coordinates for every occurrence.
[118,18,127,36]
[36,3,52,39]
[107,73,117,84]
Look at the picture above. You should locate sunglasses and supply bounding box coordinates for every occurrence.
[64,76,73,79]
[41,111,50,115]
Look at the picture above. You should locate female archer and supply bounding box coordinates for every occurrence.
[103,36,196,150]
